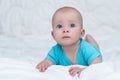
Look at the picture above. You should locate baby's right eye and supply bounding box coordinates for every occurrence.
[56,24,63,29]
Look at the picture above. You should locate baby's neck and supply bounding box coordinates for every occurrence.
[62,41,80,55]
[62,41,80,64]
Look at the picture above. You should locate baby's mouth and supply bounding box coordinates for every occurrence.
[62,36,70,39]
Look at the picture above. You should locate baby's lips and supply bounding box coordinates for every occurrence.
[62,36,70,39]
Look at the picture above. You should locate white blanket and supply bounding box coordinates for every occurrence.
[0,58,119,80]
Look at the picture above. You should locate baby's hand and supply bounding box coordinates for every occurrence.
[69,67,85,77]
[36,59,52,72]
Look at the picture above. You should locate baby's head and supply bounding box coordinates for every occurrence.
[52,6,83,28]
[51,6,85,46]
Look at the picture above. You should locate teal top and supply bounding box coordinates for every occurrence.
[46,39,102,66]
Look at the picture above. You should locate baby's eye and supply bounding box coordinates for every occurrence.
[56,24,63,29]
[70,23,75,27]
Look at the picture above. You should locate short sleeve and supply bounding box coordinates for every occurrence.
[46,44,63,65]
[84,44,102,65]
[46,47,58,64]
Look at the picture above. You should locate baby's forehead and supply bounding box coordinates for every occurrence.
[52,7,83,27]
[56,7,80,15]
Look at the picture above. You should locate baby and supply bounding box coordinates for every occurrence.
[36,6,102,77]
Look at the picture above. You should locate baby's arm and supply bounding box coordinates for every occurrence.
[36,59,53,72]
[69,57,101,77]
[90,57,102,64]
[69,33,102,77]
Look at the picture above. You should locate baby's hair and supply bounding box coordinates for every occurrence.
[52,6,83,28]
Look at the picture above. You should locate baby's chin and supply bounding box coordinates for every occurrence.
[59,42,76,47]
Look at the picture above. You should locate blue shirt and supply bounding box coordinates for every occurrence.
[46,39,102,66]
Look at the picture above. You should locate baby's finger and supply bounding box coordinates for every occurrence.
[41,65,46,72]
[69,67,74,72]
[77,72,80,77]
[36,63,41,69]
[69,70,77,76]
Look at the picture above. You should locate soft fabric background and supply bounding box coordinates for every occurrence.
[0,0,120,80]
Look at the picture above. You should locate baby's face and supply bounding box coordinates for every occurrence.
[52,9,84,46]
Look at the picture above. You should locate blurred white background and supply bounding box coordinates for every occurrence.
[0,0,120,80]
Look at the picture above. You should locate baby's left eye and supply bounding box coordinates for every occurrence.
[70,23,75,27]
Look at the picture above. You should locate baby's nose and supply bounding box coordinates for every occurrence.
[63,30,69,33]
[63,27,69,33]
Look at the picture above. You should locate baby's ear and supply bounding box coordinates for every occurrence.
[51,31,55,39]
[80,29,85,38]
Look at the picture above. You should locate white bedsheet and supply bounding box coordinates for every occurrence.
[0,35,120,80]
[0,58,119,80]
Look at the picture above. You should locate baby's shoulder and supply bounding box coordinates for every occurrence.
[80,39,93,48]
[51,44,62,52]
